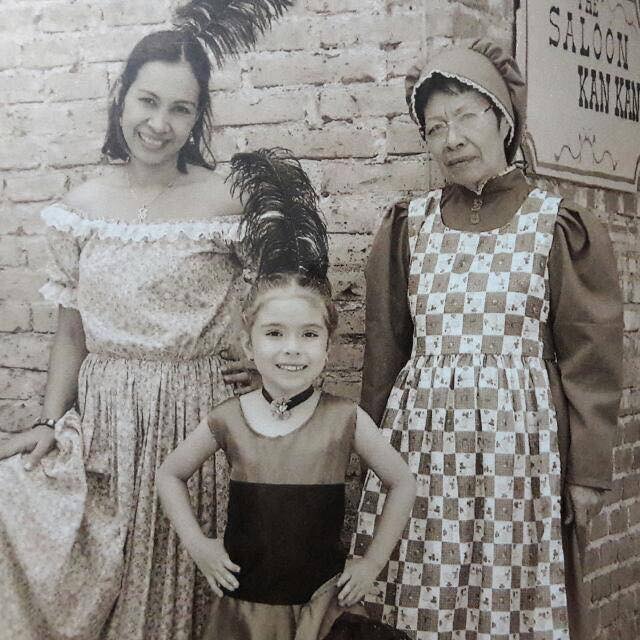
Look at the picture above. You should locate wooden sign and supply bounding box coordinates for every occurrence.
[516,1,640,192]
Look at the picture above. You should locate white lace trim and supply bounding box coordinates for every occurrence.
[41,204,242,243]
[39,280,78,309]
[411,69,515,145]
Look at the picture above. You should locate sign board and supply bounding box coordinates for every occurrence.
[516,1,640,192]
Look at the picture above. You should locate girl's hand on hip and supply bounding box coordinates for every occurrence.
[0,426,57,469]
[190,536,240,597]
[336,557,381,608]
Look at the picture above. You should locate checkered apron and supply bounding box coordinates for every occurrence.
[352,188,570,639]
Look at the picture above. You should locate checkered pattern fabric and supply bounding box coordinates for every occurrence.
[352,189,569,639]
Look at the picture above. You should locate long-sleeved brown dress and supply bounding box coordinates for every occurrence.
[352,168,623,640]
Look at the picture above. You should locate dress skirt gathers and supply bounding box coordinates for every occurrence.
[0,205,246,640]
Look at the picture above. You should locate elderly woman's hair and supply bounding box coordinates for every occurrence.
[101,30,215,173]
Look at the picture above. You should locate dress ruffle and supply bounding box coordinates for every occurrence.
[39,280,78,309]
[41,204,241,246]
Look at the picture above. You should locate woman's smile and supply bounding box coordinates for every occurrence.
[137,130,171,151]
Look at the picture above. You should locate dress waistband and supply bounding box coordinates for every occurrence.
[85,349,236,364]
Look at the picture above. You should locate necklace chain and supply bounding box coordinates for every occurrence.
[126,169,178,223]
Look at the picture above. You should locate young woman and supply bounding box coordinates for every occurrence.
[0,2,291,638]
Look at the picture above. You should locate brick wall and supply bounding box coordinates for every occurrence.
[1,1,638,637]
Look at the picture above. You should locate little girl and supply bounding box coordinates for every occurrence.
[157,149,416,640]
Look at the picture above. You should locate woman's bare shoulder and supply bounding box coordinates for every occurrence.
[62,169,124,218]
[183,165,244,217]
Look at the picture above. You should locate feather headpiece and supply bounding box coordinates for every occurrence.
[228,148,329,281]
[174,0,294,67]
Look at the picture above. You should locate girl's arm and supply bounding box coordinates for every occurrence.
[337,406,416,606]
[0,306,86,468]
[156,419,240,596]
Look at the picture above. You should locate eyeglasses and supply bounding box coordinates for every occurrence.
[424,105,493,142]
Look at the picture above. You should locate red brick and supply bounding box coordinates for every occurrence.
[37,2,97,33]
[592,573,614,600]
[0,39,22,71]
[0,268,46,302]
[0,369,47,401]
[629,500,640,527]
[622,474,640,500]
[610,507,630,535]
[0,400,43,433]
[621,416,640,444]
[102,0,171,26]
[0,70,45,103]
[614,447,634,476]
[31,302,57,335]
[247,49,385,88]
[45,66,108,102]
[0,333,51,370]
[0,302,31,333]
[589,513,609,541]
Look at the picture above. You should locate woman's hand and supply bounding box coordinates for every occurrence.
[336,557,381,608]
[564,483,606,527]
[0,426,57,470]
[189,536,240,597]
[221,360,260,395]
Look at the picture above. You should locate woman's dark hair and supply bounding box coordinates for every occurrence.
[101,30,215,173]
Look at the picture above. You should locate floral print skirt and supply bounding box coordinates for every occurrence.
[0,352,233,640]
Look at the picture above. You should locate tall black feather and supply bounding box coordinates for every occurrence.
[228,148,329,280]
[174,0,294,67]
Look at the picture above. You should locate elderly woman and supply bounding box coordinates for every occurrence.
[351,39,623,639]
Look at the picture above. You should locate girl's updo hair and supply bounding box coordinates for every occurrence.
[228,148,336,341]
[242,272,339,339]
[102,29,215,173]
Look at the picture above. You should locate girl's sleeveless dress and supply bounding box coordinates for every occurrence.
[202,392,357,640]
[352,189,570,639]
[0,205,245,640]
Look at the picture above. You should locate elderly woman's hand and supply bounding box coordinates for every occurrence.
[563,483,606,527]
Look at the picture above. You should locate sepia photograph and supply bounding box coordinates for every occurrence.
[0,1,638,638]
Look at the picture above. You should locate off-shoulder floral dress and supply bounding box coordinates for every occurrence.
[0,205,246,640]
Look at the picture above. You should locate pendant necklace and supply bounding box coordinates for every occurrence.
[126,170,178,223]
[470,196,482,224]
[262,386,315,420]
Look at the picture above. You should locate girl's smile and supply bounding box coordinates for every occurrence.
[244,292,329,400]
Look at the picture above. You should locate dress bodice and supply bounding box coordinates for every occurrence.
[40,204,247,360]
[406,188,561,358]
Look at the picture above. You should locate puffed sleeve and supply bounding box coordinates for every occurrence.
[39,205,84,310]
[548,202,624,489]
[360,203,414,426]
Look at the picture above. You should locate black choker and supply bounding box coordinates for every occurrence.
[261,386,315,420]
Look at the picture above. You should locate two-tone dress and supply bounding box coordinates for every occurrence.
[202,392,357,640]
